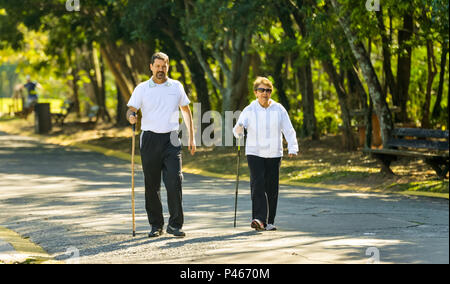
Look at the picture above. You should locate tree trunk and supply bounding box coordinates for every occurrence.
[448,75,449,130]
[84,45,111,123]
[347,66,364,110]
[189,32,251,114]
[331,0,393,145]
[376,6,396,104]
[273,56,290,112]
[100,45,135,103]
[232,72,250,111]
[293,7,318,140]
[365,98,374,149]
[70,67,81,119]
[230,49,251,111]
[421,40,437,129]
[431,45,448,120]
[277,0,318,139]
[162,26,211,114]
[347,64,373,148]
[323,59,356,151]
[190,61,211,112]
[396,14,413,123]
[99,53,111,122]
[297,64,319,140]
[67,49,81,118]
[116,83,129,127]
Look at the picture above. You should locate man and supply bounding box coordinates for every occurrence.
[127,52,196,238]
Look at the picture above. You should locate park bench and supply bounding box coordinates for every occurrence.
[51,100,74,127]
[363,128,449,179]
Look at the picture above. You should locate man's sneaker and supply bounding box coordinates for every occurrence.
[148,226,163,238]
[167,225,186,237]
[251,219,265,231]
[265,224,277,231]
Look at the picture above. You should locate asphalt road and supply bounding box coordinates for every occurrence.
[0,131,448,264]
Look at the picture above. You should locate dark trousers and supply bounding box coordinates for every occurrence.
[247,155,281,225]
[140,130,183,229]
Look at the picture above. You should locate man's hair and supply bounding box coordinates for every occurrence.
[253,76,273,91]
[151,52,169,65]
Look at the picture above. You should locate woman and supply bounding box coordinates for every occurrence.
[233,77,298,231]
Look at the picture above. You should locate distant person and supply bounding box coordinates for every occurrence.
[233,76,298,231]
[127,52,196,238]
[22,75,42,116]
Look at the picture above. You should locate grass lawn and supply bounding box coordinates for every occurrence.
[0,115,448,198]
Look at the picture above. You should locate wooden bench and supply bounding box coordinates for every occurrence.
[51,100,74,127]
[363,128,449,179]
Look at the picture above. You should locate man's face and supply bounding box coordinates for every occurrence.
[150,58,169,81]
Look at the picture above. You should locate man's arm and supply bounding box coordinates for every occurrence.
[180,105,196,155]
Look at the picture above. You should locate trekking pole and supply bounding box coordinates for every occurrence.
[131,112,136,237]
[234,124,243,228]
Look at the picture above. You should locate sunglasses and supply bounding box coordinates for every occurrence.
[255,88,272,94]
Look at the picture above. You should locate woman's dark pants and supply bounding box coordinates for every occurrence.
[247,155,281,226]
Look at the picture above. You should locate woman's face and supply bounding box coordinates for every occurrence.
[254,84,272,107]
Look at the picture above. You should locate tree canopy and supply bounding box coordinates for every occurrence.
[0,0,448,149]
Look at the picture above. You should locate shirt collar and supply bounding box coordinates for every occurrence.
[149,77,173,88]
[253,99,275,109]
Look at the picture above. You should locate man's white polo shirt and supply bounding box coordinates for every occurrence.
[127,77,190,133]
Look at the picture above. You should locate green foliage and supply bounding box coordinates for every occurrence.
[0,0,448,130]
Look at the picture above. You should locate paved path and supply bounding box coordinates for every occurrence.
[0,131,448,264]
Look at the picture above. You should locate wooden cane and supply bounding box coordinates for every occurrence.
[131,113,136,237]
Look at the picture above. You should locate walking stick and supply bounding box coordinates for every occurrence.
[131,112,136,237]
[234,125,243,228]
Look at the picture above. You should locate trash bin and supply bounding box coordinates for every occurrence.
[35,103,52,134]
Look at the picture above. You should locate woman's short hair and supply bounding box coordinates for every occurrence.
[253,76,273,91]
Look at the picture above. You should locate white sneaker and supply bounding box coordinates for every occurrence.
[265,224,277,231]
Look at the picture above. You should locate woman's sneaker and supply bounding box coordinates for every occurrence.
[265,224,277,231]
[251,219,265,231]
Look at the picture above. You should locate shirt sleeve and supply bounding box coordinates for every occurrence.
[233,108,249,138]
[280,106,299,154]
[127,85,142,110]
[177,82,191,107]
